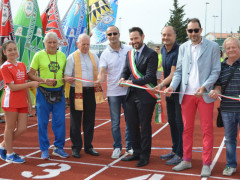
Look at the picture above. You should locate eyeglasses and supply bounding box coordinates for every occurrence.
[107,32,118,36]
[187,29,200,33]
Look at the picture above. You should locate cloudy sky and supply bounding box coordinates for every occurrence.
[10,0,240,44]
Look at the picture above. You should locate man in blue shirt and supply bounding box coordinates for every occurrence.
[154,26,183,165]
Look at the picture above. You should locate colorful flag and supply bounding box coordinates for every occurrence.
[0,0,15,46]
[88,0,113,32]
[13,0,44,70]
[41,0,68,47]
[60,0,87,57]
[92,0,118,44]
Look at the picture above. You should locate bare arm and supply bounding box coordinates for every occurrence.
[97,67,106,82]
[28,67,56,86]
[7,81,39,92]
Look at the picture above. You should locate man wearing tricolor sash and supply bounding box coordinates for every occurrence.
[65,34,104,158]
[119,27,158,167]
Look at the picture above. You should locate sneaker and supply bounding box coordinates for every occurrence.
[125,148,133,155]
[201,165,211,177]
[6,153,25,163]
[52,147,69,158]
[0,148,6,160]
[111,148,121,159]
[172,161,192,171]
[41,150,50,160]
[223,166,236,176]
[166,154,182,165]
[160,151,175,160]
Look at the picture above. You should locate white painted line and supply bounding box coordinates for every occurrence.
[201,137,226,180]
[26,156,238,180]
[84,122,169,180]
[0,118,111,169]
[152,123,169,137]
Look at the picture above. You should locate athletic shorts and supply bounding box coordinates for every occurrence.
[2,107,28,113]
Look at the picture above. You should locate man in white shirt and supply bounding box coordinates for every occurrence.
[97,26,132,159]
[164,18,220,177]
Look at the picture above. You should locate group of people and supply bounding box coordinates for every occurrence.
[0,17,239,178]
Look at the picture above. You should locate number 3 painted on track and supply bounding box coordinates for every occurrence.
[21,163,71,179]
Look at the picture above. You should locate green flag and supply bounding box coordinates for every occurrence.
[13,0,44,71]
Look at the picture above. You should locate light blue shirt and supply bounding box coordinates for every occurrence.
[65,50,99,87]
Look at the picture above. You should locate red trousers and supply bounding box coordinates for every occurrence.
[181,95,214,165]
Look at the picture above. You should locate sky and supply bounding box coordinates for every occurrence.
[10,0,240,44]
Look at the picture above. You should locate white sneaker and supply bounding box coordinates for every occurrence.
[111,148,121,159]
[223,166,236,176]
[125,148,133,155]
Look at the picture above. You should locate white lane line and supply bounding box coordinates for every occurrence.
[0,119,111,169]
[25,156,237,180]
[201,137,226,180]
[84,122,169,180]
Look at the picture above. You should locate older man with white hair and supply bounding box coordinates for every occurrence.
[28,32,69,160]
[65,34,104,158]
[209,37,240,176]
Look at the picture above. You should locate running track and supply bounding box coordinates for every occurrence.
[0,91,239,179]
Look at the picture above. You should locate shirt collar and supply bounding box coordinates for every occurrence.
[136,44,145,54]
[107,43,124,52]
[163,41,178,53]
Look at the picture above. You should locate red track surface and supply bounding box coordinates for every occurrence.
[0,89,240,180]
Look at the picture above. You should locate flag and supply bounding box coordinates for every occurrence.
[0,0,15,46]
[13,0,44,71]
[41,0,68,47]
[92,0,118,44]
[88,0,113,32]
[60,0,87,57]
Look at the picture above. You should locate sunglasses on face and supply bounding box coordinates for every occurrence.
[107,32,118,36]
[187,29,200,33]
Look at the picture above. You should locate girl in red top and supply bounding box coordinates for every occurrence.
[0,41,39,163]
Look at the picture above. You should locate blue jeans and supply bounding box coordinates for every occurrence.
[221,111,240,168]
[108,96,131,150]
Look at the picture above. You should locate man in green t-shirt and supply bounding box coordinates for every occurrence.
[28,32,69,160]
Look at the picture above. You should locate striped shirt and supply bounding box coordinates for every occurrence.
[215,58,240,112]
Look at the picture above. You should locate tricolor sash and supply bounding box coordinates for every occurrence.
[74,50,104,110]
[128,49,160,99]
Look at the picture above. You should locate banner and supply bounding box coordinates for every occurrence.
[0,0,15,46]
[13,0,44,71]
[60,0,87,57]
[92,0,118,44]
[41,0,68,47]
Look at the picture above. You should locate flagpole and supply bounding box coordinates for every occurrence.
[61,0,75,21]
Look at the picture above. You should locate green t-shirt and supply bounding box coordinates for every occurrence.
[30,50,66,88]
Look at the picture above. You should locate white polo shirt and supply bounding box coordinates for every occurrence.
[100,43,132,96]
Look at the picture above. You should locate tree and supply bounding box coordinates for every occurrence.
[167,0,188,44]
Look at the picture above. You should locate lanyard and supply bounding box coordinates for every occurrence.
[46,51,58,80]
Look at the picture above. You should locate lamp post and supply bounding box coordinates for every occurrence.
[220,0,222,40]
[213,15,219,41]
[205,2,210,35]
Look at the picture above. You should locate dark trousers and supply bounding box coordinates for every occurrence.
[125,93,156,160]
[165,93,183,157]
[69,87,96,152]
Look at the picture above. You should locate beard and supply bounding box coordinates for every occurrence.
[132,41,143,50]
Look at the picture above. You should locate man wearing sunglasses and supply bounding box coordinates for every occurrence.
[164,18,221,177]
[97,26,132,159]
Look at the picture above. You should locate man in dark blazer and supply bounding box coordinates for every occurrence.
[119,27,158,167]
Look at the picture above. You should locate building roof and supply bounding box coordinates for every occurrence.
[207,32,240,39]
